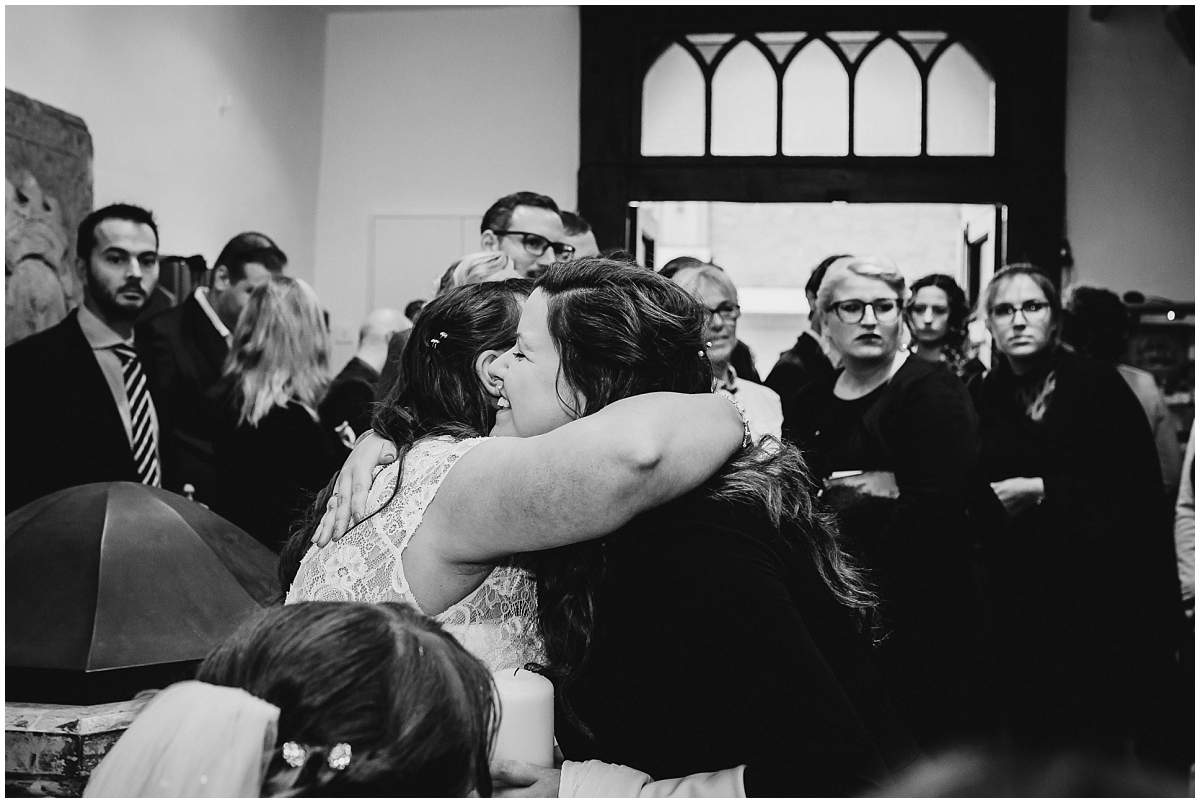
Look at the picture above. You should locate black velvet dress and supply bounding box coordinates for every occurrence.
[554,492,918,797]
[788,357,991,752]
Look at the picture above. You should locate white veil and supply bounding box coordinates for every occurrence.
[84,680,279,798]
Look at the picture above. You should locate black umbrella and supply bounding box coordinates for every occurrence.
[6,482,280,703]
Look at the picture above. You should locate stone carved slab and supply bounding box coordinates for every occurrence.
[5,89,93,346]
[5,695,152,797]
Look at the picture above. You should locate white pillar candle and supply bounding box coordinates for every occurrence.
[491,668,554,767]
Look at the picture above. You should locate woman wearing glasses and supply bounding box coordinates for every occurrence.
[975,264,1181,765]
[787,256,987,754]
[670,263,782,441]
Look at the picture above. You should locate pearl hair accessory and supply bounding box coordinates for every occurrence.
[429,331,449,349]
[281,741,353,771]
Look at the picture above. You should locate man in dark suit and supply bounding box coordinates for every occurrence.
[764,254,848,414]
[320,307,407,441]
[7,203,163,511]
[138,234,286,501]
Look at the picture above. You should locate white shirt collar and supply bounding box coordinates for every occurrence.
[193,287,231,340]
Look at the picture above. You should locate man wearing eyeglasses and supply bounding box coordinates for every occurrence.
[479,191,574,278]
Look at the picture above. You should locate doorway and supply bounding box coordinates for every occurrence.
[633,200,1003,376]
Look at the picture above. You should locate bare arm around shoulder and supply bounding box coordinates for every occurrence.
[426,391,743,564]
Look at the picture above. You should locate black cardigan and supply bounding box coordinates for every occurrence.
[555,495,918,796]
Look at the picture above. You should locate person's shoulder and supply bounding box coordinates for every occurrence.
[7,312,78,363]
[137,296,187,334]
[738,377,781,405]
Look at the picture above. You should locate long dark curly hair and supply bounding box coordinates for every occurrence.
[279,279,532,591]
[527,259,876,731]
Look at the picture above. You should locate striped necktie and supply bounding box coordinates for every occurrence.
[112,344,161,487]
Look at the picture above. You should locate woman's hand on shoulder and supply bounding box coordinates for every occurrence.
[311,431,398,547]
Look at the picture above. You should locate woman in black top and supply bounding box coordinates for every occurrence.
[976,264,1183,767]
[513,261,916,795]
[212,275,348,550]
[786,256,988,754]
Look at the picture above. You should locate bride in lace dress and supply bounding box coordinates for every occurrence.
[283,278,744,672]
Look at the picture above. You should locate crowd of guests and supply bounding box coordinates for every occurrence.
[5,190,1193,796]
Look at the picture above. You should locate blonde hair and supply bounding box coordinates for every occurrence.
[815,255,908,312]
[671,263,738,301]
[437,251,520,295]
[224,275,331,426]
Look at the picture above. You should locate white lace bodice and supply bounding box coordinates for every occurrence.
[286,436,544,671]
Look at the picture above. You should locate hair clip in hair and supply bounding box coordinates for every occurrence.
[698,348,708,358]
[429,331,449,349]
[328,743,352,771]
[281,741,353,771]
[282,741,306,768]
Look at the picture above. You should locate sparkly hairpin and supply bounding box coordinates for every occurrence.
[429,331,449,349]
[282,741,353,771]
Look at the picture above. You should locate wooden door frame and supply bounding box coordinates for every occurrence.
[577,6,1068,274]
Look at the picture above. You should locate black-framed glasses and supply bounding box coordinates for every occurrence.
[827,298,901,324]
[988,300,1051,323]
[493,230,575,260]
[704,303,741,322]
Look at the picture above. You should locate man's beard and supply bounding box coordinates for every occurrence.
[89,278,147,322]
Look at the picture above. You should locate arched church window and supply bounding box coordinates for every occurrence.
[639,29,995,158]
[641,43,705,156]
[711,40,776,155]
[782,38,849,156]
[927,43,996,155]
[854,38,922,155]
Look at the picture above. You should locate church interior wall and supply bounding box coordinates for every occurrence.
[1064,5,1195,301]
[5,5,326,284]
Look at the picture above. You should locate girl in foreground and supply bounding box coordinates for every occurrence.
[305,260,914,795]
[85,602,496,797]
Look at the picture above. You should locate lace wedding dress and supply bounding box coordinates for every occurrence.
[286,436,544,671]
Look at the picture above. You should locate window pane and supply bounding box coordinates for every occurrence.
[927,43,995,155]
[782,40,849,155]
[854,39,921,155]
[898,30,948,62]
[685,33,734,64]
[641,43,705,156]
[711,41,777,156]
[828,31,878,65]
[758,31,806,65]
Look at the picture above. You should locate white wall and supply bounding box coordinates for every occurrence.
[5,5,326,280]
[314,6,580,363]
[1065,6,1195,301]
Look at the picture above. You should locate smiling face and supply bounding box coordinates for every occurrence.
[986,273,1055,365]
[822,273,903,367]
[488,289,581,437]
[692,276,738,371]
[907,285,951,346]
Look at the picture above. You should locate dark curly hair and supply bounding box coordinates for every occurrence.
[196,601,498,797]
[907,272,973,360]
[528,259,876,733]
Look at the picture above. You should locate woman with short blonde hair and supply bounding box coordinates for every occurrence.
[786,253,987,753]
